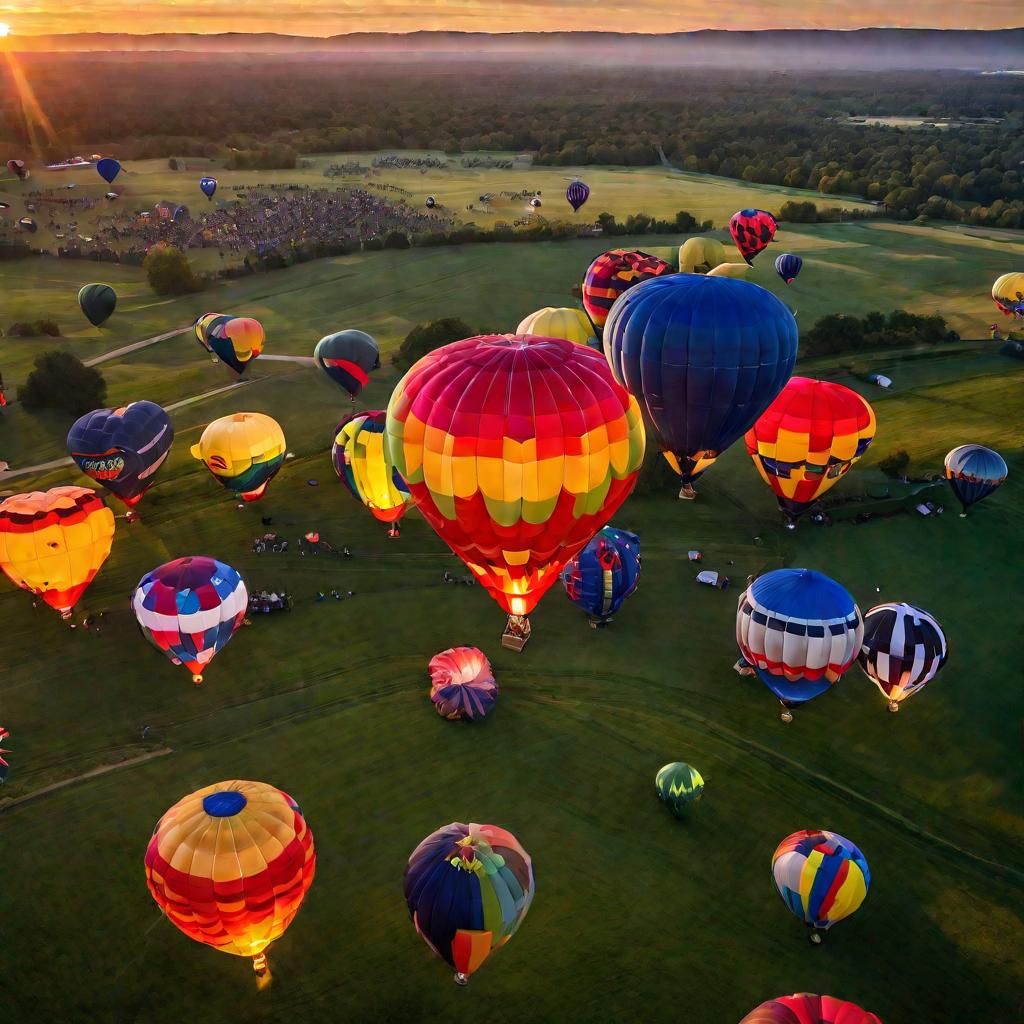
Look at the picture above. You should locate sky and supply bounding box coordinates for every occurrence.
[2,0,1021,36]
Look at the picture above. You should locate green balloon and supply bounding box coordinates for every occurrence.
[78,283,117,327]
[655,762,705,816]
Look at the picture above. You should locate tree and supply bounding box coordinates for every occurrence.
[878,449,910,479]
[383,230,411,249]
[144,246,200,296]
[19,351,106,417]
[778,200,818,223]
[394,318,475,371]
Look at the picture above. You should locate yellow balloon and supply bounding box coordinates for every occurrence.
[707,262,751,279]
[516,307,597,347]
[992,272,1024,316]
[679,237,726,274]
[191,412,286,501]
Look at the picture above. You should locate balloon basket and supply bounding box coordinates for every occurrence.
[454,972,469,987]
[780,708,794,724]
[888,701,900,713]
[192,674,204,686]
[252,953,268,976]
[809,931,824,945]
[501,615,531,652]
[678,484,697,501]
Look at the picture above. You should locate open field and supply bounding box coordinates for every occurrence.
[1,168,1023,1023]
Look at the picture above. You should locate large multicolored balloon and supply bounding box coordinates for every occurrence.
[77,283,117,327]
[132,556,247,684]
[404,822,533,984]
[745,377,875,524]
[678,237,726,274]
[944,444,1007,515]
[145,780,315,974]
[67,401,173,508]
[581,249,673,329]
[516,307,597,349]
[199,176,218,200]
[858,602,947,712]
[314,329,380,399]
[560,525,641,626]
[0,487,114,618]
[729,209,777,264]
[385,335,645,637]
[655,762,704,817]
[6,158,29,181]
[566,179,590,212]
[191,412,286,502]
[991,272,1024,318]
[194,313,264,374]
[775,253,803,284]
[331,410,411,524]
[95,157,121,184]
[740,994,882,1024]
[429,647,498,720]
[772,830,870,939]
[604,274,797,493]
[737,569,863,717]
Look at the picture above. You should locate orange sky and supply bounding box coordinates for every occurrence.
[2,0,1021,36]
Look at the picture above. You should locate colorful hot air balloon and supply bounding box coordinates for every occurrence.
[730,208,777,264]
[944,444,1007,515]
[191,412,285,502]
[655,762,704,817]
[0,726,10,784]
[560,525,641,626]
[145,780,315,974]
[740,993,882,1024]
[736,568,863,720]
[772,830,870,941]
[331,410,411,525]
[77,283,117,327]
[858,602,947,712]
[404,822,533,984]
[0,487,114,618]
[991,272,1024,318]
[516,307,597,349]
[745,377,876,525]
[581,249,673,330]
[385,335,645,647]
[194,313,264,375]
[67,401,173,510]
[18,216,37,233]
[199,176,218,200]
[6,158,29,181]
[566,179,590,212]
[95,158,121,184]
[132,556,247,684]
[775,253,803,284]
[314,329,380,399]
[429,647,498,720]
[604,274,797,496]
[678,237,726,274]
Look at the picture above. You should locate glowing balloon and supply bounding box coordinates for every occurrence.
[314,329,380,398]
[678,237,725,274]
[6,158,29,181]
[194,313,264,374]
[655,762,704,816]
[992,272,1024,318]
[331,410,411,524]
[145,780,315,974]
[775,253,803,284]
[582,249,673,329]
[566,179,590,212]
[0,486,114,618]
[132,556,247,684]
[429,647,498,720]
[560,525,641,626]
[199,176,217,199]
[77,283,117,327]
[740,993,882,1024]
[404,822,533,984]
[96,158,121,184]
[516,306,597,348]
[944,444,1007,515]
[190,412,286,501]
[729,209,777,264]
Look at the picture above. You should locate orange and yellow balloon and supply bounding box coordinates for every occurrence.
[144,780,316,975]
[0,486,114,618]
[191,412,286,501]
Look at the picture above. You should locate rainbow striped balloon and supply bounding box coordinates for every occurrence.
[581,249,672,329]
[741,993,883,1024]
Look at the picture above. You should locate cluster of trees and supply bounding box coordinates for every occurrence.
[802,310,951,358]
[144,247,201,295]
[777,201,878,224]
[594,210,712,235]
[5,319,60,337]
[393,318,495,371]
[19,352,106,417]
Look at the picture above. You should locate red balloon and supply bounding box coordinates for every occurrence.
[740,994,883,1024]
[729,209,777,264]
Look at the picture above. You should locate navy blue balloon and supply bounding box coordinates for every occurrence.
[200,176,217,200]
[604,274,798,485]
[774,253,803,284]
[67,400,174,507]
[96,158,121,184]
[944,444,1007,513]
[560,525,640,626]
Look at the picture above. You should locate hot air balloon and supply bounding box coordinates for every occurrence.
[314,329,380,399]
[0,727,10,784]
[429,647,498,720]
[604,273,798,497]
[516,307,597,349]
[729,209,777,264]
[426,195,437,209]
[199,176,217,200]
[858,602,947,712]
[18,216,36,233]
[331,410,411,526]
[992,272,1024,318]
[655,762,704,817]
[6,158,29,181]
[77,283,117,327]
[95,158,121,184]
[944,444,1007,516]
[67,401,173,511]
[194,313,264,374]
[0,486,114,619]
[145,779,315,974]
[736,568,863,721]
[582,248,673,330]
[745,377,876,526]
[404,822,533,984]
[385,335,645,648]
[775,253,803,284]
[132,556,247,684]
[679,237,725,274]
[191,412,285,502]
[560,525,641,627]
[566,179,590,212]
[529,197,542,209]
[740,993,882,1024]
[772,830,870,941]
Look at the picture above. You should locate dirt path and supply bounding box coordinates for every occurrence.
[84,326,191,367]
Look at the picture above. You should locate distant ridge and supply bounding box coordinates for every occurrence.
[8,28,1024,70]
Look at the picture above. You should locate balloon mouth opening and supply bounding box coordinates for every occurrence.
[203,790,247,817]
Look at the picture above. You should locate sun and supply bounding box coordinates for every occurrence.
[0,23,10,37]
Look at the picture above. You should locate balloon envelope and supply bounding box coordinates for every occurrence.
[194,313,264,374]
[582,249,673,329]
[944,444,1007,512]
[190,412,286,501]
[332,410,411,523]
[95,158,121,184]
[560,525,641,623]
[6,158,29,181]
[199,176,217,199]
[516,307,597,348]
[740,993,882,1024]
[729,209,777,264]
[991,272,1024,317]
[566,179,590,212]
[314,329,380,398]
[775,253,803,284]
[429,647,498,720]
[679,237,725,274]
[655,762,704,816]
[67,401,173,507]
[78,283,117,327]
[858,602,947,710]
[18,216,37,233]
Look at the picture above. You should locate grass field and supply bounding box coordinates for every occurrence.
[1,164,1023,1024]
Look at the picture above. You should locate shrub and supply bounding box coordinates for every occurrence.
[393,317,475,371]
[19,351,106,417]
[7,319,61,337]
[878,449,911,478]
[383,230,411,249]
[143,246,200,296]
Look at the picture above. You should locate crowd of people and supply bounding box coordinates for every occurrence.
[372,154,446,170]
